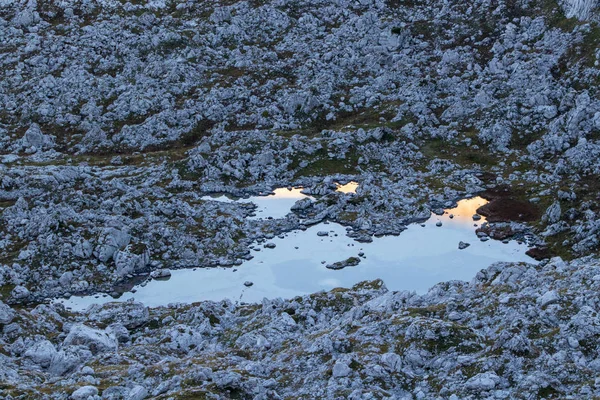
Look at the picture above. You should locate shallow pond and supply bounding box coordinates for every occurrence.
[201,187,312,220]
[61,196,533,310]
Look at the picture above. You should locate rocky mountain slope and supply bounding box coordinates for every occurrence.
[3,0,600,398]
[4,258,600,399]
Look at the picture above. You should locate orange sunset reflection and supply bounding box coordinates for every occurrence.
[445,197,488,224]
[336,181,359,194]
[264,187,308,199]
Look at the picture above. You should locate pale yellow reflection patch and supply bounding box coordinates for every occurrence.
[446,196,488,225]
[265,187,307,199]
[336,181,359,194]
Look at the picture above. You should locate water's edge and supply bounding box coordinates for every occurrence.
[60,196,533,310]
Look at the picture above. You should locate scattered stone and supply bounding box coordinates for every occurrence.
[526,247,551,261]
[127,385,149,400]
[465,372,499,391]
[326,257,361,270]
[291,198,313,211]
[0,301,15,324]
[332,361,352,378]
[24,340,57,368]
[542,201,562,224]
[11,285,30,300]
[568,337,580,348]
[458,241,470,250]
[59,272,74,287]
[71,386,98,400]
[476,224,515,240]
[88,302,149,329]
[537,290,560,307]
[63,325,118,354]
[21,124,54,152]
[150,269,172,279]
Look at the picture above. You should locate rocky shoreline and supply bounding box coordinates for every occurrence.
[4,257,600,399]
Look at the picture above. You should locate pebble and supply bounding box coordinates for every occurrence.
[150,269,172,279]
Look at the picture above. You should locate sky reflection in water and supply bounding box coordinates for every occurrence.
[201,187,311,220]
[61,196,532,310]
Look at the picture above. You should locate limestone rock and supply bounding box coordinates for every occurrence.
[127,385,149,400]
[24,340,57,368]
[465,372,500,391]
[94,228,131,263]
[0,301,15,325]
[71,385,98,400]
[542,201,561,224]
[537,290,560,307]
[63,324,118,354]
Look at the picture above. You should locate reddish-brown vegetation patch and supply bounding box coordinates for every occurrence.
[477,186,540,223]
[526,247,552,261]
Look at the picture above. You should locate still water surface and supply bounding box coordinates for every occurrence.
[61,194,532,310]
[201,187,312,220]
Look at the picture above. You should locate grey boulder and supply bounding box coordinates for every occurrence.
[63,324,118,354]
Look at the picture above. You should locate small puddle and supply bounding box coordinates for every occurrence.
[336,181,359,194]
[60,197,533,310]
[201,187,312,220]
